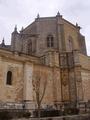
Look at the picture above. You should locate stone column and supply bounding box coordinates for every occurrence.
[23,62,34,101]
[53,51,60,67]
[61,69,70,102]
[69,69,77,102]
[73,50,83,101]
[74,66,83,101]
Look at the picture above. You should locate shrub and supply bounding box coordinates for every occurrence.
[0,110,31,119]
[0,111,13,120]
[23,112,31,118]
[33,109,62,117]
[63,108,79,115]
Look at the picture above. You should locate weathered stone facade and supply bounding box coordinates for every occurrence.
[0,13,90,107]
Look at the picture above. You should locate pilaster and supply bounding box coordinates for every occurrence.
[56,15,66,52]
[23,62,34,101]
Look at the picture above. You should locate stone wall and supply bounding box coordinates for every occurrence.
[0,49,39,102]
[62,19,79,52]
[79,53,90,101]
[0,49,62,105]
[33,64,62,105]
[0,42,90,108]
[0,56,24,102]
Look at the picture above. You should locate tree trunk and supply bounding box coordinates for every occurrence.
[38,104,41,120]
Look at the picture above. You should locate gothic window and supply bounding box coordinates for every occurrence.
[6,71,12,85]
[67,36,73,51]
[47,35,54,48]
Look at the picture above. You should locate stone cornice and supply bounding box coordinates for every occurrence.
[0,49,40,64]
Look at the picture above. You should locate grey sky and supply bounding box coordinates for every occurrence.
[0,0,90,55]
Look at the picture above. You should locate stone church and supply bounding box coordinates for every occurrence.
[0,12,90,108]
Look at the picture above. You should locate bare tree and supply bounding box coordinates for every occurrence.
[32,70,47,119]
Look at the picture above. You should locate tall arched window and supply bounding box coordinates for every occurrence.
[47,35,54,48]
[67,36,73,51]
[6,71,12,85]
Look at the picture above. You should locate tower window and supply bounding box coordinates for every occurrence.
[6,71,12,85]
[47,35,54,48]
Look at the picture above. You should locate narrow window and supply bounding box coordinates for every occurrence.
[6,71,12,85]
[51,36,54,47]
[47,37,50,47]
[47,35,54,48]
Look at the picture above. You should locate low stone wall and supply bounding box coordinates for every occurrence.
[12,114,90,120]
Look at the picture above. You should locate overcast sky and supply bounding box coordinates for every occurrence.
[0,0,90,55]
